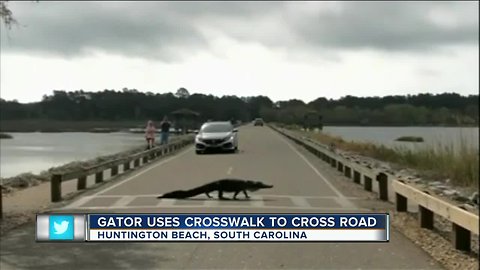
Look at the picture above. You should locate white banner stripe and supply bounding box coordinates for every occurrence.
[87,229,387,241]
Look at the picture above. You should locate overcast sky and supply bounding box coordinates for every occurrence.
[0,1,478,103]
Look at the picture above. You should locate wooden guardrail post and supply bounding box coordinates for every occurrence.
[0,186,3,220]
[364,176,372,191]
[337,162,343,172]
[51,174,62,202]
[396,193,408,212]
[344,166,352,178]
[392,180,478,252]
[419,205,434,229]
[353,171,361,184]
[134,159,140,168]
[95,171,103,184]
[376,172,389,201]
[77,176,87,190]
[452,224,471,252]
[330,159,336,167]
[111,166,118,177]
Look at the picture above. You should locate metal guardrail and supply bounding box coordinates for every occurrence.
[50,135,195,203]
[270,125,479,252]
[0,184,2,220]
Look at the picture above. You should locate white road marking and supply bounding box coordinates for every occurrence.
[56,204,366,212]
[111,195,136,207]
[62,196,96,210]
[156,199,176,207]
[204,200,221,207]
[57,194,363,211]
[226,166,233,175]
[63,193,363,200]
[90,146,193,197]
[250,195,265,207]
[290,196,313,208]
[271,129,356,209]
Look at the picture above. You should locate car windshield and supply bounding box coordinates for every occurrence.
[201,123,233,133]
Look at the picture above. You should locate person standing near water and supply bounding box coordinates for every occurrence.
[145,120,156,149]
[160,116,172,145]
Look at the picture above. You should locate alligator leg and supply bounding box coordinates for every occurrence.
[243,190,250,199]
[218,190,228,200]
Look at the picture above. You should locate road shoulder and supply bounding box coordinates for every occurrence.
[279,128,478,270]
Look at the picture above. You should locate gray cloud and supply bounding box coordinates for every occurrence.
[0,1,477,60]
[1,2,213,61]
[287,2,478,52]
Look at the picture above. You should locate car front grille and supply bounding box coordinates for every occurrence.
[203,138,226,145]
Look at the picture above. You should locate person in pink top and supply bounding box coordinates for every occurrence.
[145,120,156,149]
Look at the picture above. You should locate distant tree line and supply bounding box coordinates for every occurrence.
[0,88,478,126]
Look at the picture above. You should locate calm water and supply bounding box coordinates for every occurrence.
[1,127,478,178]
[0,132,147,178]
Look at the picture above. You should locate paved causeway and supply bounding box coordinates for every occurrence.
[0,125,442,269]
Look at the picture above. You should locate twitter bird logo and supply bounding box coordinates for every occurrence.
[49,216,74,240]
[54,220,69,234]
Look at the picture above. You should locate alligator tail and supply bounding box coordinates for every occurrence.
[157,182,215,199]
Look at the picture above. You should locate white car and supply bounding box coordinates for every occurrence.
[195,121,238,154]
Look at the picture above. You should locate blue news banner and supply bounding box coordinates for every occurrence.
[36,213,390,242]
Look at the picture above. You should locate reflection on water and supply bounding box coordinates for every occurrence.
[0,132,147,178]
[14,146,56,151]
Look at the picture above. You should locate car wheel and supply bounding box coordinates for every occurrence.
[196,150,202,155]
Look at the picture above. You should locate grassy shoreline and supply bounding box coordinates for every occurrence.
[281,124,479,188]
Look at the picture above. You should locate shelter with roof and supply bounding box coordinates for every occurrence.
[169,108,201,134]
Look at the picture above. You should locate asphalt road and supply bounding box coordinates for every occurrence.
[0,125,443,270]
